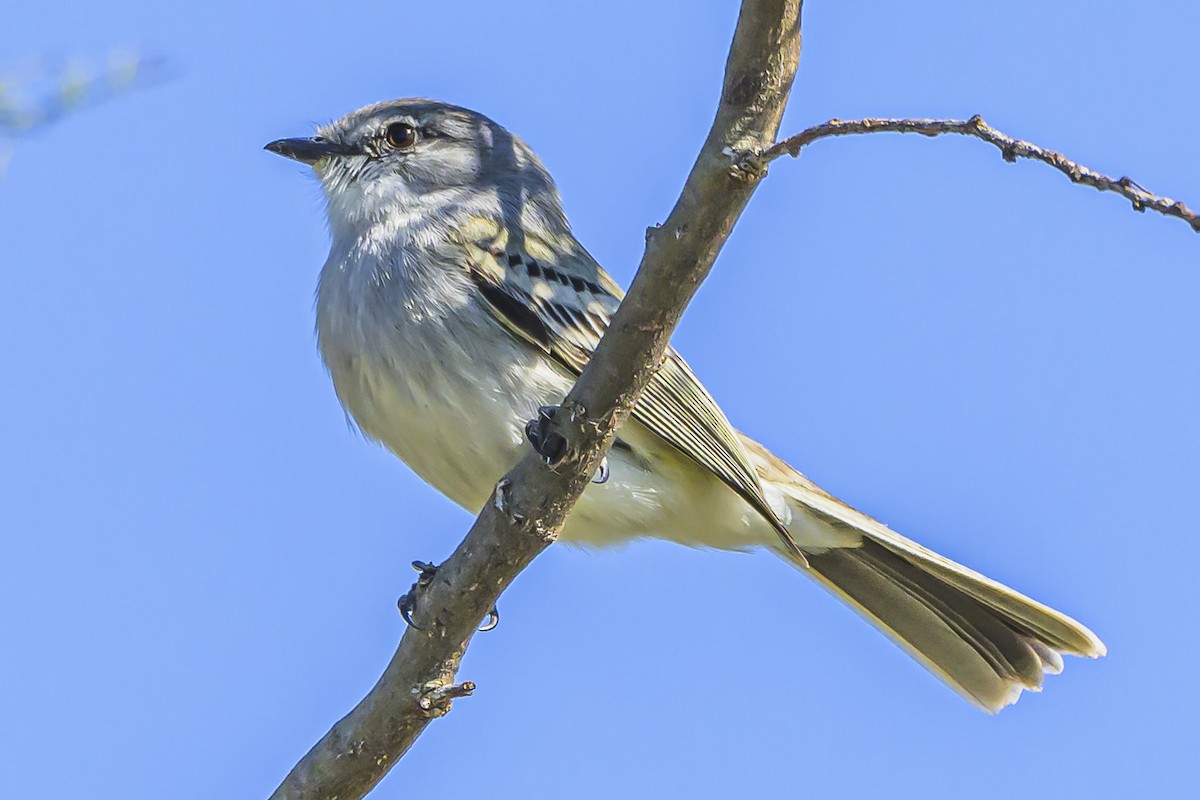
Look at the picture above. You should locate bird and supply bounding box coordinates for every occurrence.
[265,98,1105,713]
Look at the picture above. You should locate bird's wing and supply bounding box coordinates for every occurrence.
[449,217,803,557]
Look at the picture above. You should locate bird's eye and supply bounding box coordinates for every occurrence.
[385,122,419,150]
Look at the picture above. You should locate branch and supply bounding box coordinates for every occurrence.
[266,2,803,798]
[756,115,1199,233]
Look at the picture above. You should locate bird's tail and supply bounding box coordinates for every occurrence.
[741,438,1106,712]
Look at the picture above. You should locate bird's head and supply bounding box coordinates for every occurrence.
[266,98,566,237]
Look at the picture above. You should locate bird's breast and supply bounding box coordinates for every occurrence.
[315,253,575,511]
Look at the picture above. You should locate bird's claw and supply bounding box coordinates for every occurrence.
[397,560,439,631]
[397,560,500,633]
[479,606,500,632]
[525,405,569,466]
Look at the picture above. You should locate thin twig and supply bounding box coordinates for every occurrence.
[756,115,1199,233]
[416,681,476,717]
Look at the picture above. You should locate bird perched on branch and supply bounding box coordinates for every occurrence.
[266,99,1105,712]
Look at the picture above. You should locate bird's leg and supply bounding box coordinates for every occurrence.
[397,560,499,632]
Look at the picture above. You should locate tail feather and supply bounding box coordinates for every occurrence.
[790,507,1105,712]
[804,541,1056,711]
[739,436,1105,712]
[1028,639,1065,676]
[784,474,1106,657]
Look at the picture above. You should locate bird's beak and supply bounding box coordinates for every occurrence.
[264,137,355,165]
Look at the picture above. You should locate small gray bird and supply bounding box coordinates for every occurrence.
[266,99,1105,712]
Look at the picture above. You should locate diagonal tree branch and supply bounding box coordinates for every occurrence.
[266,2,803,798]
[755,115,1199,232]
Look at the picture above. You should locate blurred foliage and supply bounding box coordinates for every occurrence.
[0,47,166,177]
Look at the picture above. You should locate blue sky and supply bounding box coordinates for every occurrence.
[2,1,1197,797]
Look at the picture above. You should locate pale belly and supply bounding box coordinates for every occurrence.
[318,323,774,552]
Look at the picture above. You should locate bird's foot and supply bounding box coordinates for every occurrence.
[525,404,607,483]
[524,405,569,465]
[397,560,499,632]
